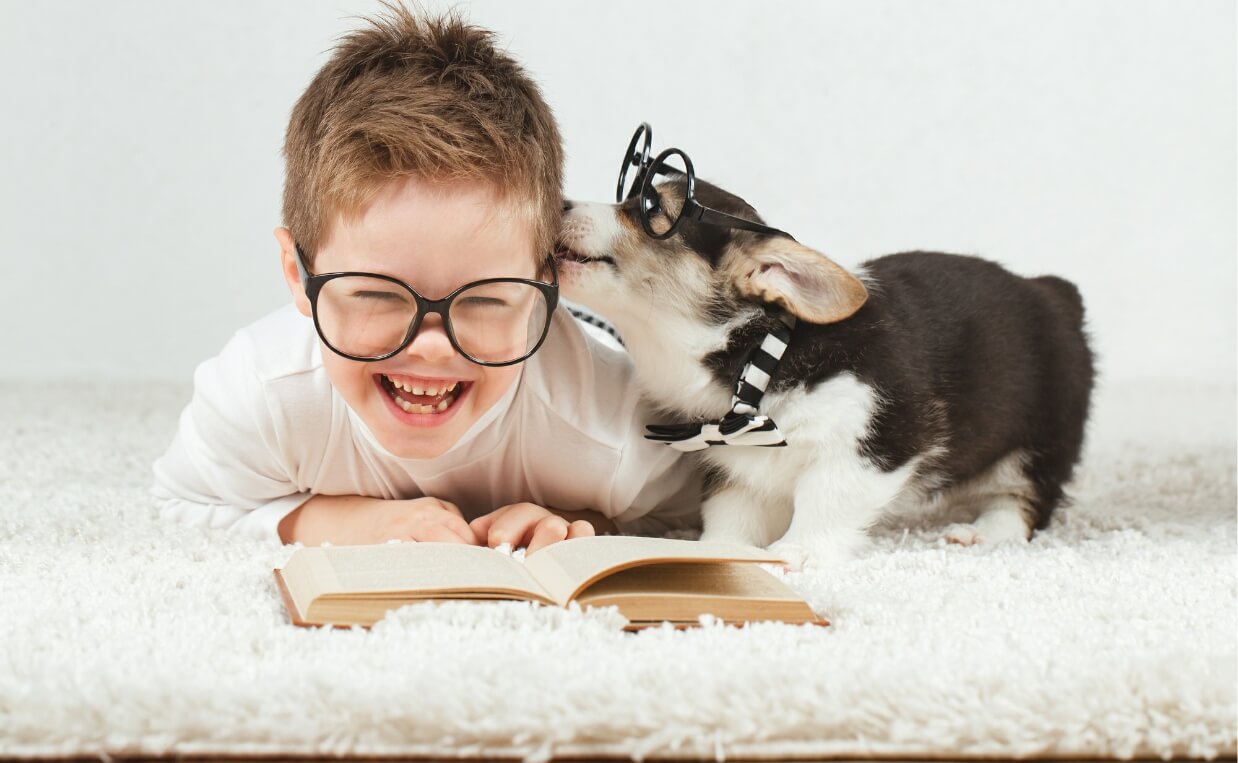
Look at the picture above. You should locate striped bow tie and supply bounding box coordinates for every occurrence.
[645,315,795,452]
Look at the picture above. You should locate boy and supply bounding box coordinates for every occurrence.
[150,7,699,551]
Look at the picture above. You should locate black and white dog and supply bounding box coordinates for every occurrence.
[555,174,1094,568]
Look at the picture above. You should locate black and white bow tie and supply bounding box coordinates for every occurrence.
[645,314,796,452]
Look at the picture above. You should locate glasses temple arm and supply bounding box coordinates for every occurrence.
[293,245,313,287]
[692,206,793,239]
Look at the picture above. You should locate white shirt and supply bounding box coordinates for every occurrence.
[150,303,701,543]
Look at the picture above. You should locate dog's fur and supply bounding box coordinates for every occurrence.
[556,176,1095,568]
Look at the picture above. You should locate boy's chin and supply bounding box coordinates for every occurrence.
[375,417,469,459]
[363,389,475,459]
[377,402,478,459]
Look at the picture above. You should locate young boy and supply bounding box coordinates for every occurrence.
[150,7,699,552]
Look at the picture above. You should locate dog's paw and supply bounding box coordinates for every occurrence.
[943,523,983,546]
[942,516,1031,546]
[767,540,811,572]
[767,537,854,572]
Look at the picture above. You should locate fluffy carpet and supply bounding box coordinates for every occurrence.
[0,379,1234,761]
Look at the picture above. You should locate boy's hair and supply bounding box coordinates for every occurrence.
[282,4,563,266]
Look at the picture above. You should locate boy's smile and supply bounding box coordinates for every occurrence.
[374,372,470,427]
[278,176,541,460]
[377,373,464,415]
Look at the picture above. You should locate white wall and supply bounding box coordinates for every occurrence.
[1,0,1233,384]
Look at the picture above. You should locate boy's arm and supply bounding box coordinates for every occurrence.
[154,487,313,538]
[150,330,312,543]
[278,494,478,546]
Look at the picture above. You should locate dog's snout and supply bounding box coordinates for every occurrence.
[562,200,574,212]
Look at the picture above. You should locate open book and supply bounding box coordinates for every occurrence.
[273,536,827,630]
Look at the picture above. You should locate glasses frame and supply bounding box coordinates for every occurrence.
[639,147,791,241]
[616,123,792,241]
[616,122,654,203]
[293,244,560,367]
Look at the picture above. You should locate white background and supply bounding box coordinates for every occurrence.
[1,0,1233,384]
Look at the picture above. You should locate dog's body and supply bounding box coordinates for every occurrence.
[556,181,1094,567]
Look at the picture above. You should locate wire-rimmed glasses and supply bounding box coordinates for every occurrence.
[616,123,792,241]
[616,122,655,203]
[294,244,559,367]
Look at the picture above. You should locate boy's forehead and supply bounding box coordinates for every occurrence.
[317,176,539,285]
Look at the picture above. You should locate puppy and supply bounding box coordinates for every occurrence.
[555,177,1095,568]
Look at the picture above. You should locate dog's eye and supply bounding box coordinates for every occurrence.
[641,192,662,217]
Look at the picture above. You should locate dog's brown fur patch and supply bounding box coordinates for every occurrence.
[727,238,868,324]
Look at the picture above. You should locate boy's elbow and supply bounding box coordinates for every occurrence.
[156,496,247,530]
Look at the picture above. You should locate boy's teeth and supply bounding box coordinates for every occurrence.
[385,375,461,397]
[388,383,457,415]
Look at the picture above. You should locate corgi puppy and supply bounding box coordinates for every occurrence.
[555,173,1094,568]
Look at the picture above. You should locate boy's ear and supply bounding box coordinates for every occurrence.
[275,227,312,318]
[729,237,868,324]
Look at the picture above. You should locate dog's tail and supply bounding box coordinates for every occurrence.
[1031,275,1085,328]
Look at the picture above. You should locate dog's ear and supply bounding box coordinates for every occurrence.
[730,238,868,324]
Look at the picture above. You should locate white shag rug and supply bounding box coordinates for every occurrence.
[0,379,1234,761]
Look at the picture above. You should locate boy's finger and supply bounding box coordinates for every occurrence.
[486,503,548,548]
[468,511,497,538]
[442,513,480,544]
[469,503,521,544]
[526,516,569,555]
[566,520,595,540]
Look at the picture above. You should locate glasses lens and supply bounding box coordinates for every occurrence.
[617,124,651,202]
[315,276,417,358]
[640,150,689,237]
[448,281,551,364]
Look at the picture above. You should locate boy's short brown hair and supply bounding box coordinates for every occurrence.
[282,4,563,266]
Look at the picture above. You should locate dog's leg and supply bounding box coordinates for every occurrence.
[768,456,919,570]
[941,451,1035,546]
[942,496,1032,545]
[699,484,791,548]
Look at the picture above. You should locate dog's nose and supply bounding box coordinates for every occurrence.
[562,200,574,212]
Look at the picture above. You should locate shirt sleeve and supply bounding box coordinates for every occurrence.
[150,330,311,544]
[609,399,704,536]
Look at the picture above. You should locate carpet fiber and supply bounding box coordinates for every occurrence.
[0,380,1234,761]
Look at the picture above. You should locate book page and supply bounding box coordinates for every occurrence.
[574,562,820,625]
[522,535,784,606]
[282,543,553,604]
[578,562,796,602]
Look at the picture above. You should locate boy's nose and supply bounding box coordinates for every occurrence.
[403,315,456,363]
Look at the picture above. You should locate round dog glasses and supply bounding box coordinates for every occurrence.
[616,122,792,241]
[616,122,655,203]
[294,244,559,367]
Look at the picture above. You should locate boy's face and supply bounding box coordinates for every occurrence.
[277,176,539,460]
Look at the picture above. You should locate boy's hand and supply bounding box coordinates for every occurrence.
[469,502,596,554]
[371,497,478,544]
[280,494,479,546]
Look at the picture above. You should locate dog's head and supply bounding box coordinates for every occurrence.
[555,174,868,337]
